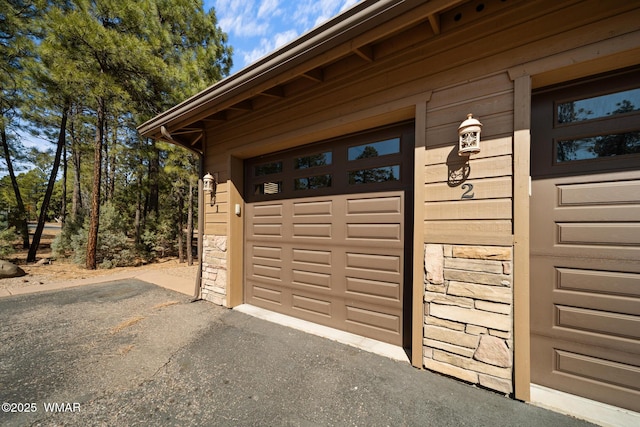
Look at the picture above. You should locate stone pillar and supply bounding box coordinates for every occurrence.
[201,234,228,306]
[423,244,513,394]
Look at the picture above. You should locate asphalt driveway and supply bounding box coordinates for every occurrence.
[0,280,595,426]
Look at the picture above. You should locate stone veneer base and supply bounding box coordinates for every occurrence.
[423,244,514,395]
[201,234,228,306]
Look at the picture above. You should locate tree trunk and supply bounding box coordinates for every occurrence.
[187,179,194,266]
[134,175,142,245]
[27,107,68,263]
[86,99,104,270]
[148,139,159,218]
[1,125,30,249]
[108,125,117,201]
[177,190,184,263]
[61,134,67,228]
[70,107,83,222]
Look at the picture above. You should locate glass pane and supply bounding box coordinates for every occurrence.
[255,161,282,176]
[294,174,332,190]
[348,165,400,184]
[348,138,400,161]
[556,131,640,162]
[557,88,640,124]
[294,151,332,169]
[254,181,282,195]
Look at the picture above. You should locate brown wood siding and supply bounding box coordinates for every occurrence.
[424,73,514,245]
[201,0,640,245]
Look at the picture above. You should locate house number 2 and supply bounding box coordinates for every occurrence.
[461,183,475,199]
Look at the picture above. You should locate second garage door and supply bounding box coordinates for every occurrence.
[530,69,640,412]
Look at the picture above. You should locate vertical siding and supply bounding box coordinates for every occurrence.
[424,73,514,245]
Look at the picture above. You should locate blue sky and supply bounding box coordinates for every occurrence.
[204,0,362,74]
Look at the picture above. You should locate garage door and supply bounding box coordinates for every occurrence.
[530,69,640,412]
[244,123,414,346]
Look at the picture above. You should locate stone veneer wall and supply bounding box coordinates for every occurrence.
[201,235,228,306]
[423,244,513,394]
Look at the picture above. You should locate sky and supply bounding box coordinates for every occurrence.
[204,0,362,74]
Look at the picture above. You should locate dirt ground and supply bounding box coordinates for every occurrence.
[1,230,195,292]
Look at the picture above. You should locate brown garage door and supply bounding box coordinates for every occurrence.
[530,69,640,412]
[244,123,414,346]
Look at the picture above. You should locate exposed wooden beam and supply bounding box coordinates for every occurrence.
[202,111,227,122]
[171,127,203,135]
[301,68,324,82]
[190,133,203,146]
[428,13,440,35]
[228,99,253,111]
[259,86,285,98]
[353,44,374,62]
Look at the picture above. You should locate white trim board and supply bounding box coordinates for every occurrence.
[530,384,640,427]
[234,304,409,363]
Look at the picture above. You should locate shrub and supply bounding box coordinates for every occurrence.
[56,202,137,268]
[0,227,17,258]
[139,213,176,259]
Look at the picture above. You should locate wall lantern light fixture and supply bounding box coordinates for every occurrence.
[203,172,218,206]
[458,113,482,156]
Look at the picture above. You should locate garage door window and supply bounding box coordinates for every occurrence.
[347,138,400,160]
[557,132,640,162]
[532,69,640,177]
[557,87,640,124]
[245,123,413,202]
[294,151,332,169]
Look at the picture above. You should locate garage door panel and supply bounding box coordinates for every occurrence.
[554,206,640,222]
[557,180,640,206]
[292,199,333,216]
[252,223,284,238]
[292,269,332,290]
[555,349,640,393]
[556,305,640,341]
[346,195,402,214]
[554,291,640,318]
[250,283,284,305]
[346,223,402,241]
[346,305,401,336]
[252,203,284,217]
[252,245,283,260]
[292,248,332,266]
[345,252,401,273]
[292,223,333,239]
[345,277,401,301]
[556,268,640,298]
[252,265,283,281]
[291,294,333,317]
[557,223,640,246]
[531,336,640,411]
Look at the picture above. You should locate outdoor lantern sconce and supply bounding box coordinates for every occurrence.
[203,172,218,206]
[458,113,482,156]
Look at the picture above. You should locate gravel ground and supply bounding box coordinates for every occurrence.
[0,257,197,292]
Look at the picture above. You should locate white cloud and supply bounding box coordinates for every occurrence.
[257,0,281,19]
[340,0,360,12]
[242,29,298,66]
[206,0,364,70]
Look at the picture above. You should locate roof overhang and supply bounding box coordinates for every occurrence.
[137,0,466,152]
